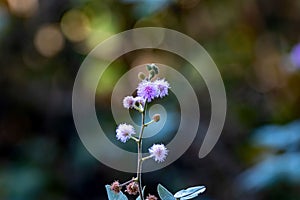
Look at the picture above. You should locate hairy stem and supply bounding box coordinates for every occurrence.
[119,178,137,187]
[137,108,146,200]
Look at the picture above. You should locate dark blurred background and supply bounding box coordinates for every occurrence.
[1,0,300,199]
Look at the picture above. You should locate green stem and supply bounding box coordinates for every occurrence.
[141,155,153,161]
[137,106,146,200]
[143,120,154,127]
[130,136,139,142]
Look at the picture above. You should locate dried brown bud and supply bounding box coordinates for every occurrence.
[146,194,158,200]
[152,114,160,122]
[125,181,139,195]
[110,181,121,193]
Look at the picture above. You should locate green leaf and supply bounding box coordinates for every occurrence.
[152,65,159,74]
[136,186,146,200]
[157,184,175,200]
[174,186,206,200]
[105,185,128,200]
[149,70,155,80]
[146,64,153,71]
[180,192,199,200]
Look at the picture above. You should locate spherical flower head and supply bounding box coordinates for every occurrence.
[137,80,158,102]
[148,144,168,163]
[110,181,121,193]
[146,194,158,200]
[123,96,135,109]
[290,43,300,69]
[116,123,136,143]
[125,181,139,195]
[154,79,170,98]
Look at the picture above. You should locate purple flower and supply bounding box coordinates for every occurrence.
[137,80,159,102]
[154,79,170,98]
[148,144,168,163]
[123,96,135,109]
[116,123,136,143]
[290,43,300,69]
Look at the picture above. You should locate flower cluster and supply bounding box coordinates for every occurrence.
[122,65,170,111]
[107,64,206,200]
[111,64,170,200]
[137,79,170,102]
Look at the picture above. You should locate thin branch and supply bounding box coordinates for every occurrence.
[119,178,136,187]
[137,104,146,200]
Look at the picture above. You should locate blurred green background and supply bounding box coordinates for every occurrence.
[1,0,300,199]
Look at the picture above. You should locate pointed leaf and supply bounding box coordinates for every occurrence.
[146,64,153,71]
[184,186,206,196]
[105,185,128,200]
[180,192,201,200]
[174,186,206,200]
[157,184,175,200]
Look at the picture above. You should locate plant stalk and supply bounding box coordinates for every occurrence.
[137,108,146,200]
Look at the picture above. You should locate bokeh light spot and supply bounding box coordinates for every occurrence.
[6,0,38,17]
[34,24,65,57]
[61,9,91,42]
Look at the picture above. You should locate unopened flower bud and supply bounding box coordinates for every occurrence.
[152,114,160,122]
[110,181,121,193]
[138,72,146,80]
[125,181,139,195]
[146,194,158,200]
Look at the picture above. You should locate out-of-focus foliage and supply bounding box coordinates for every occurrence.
[251,120,300,150]
[237,121,300,195]
[1,0,300,199]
